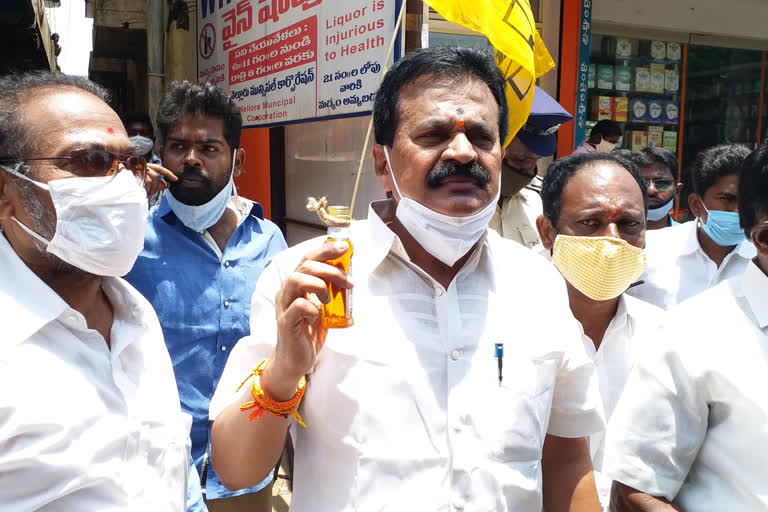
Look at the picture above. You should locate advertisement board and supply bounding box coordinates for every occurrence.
[197,0,400,127]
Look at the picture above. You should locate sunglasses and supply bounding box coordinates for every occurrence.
[8,148,147,185]
[647,179,674,192]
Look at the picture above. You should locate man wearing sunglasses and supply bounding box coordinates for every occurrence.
[628,148,682,231]
[627,144,755,309]
[124,80,287,512]
[603,141,768,511]
[0,72,195,509]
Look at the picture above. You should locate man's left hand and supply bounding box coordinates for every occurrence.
[145,163,178,198]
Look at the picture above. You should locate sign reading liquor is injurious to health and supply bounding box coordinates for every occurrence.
[197,0,399,127]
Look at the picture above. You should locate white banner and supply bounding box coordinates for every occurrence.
[197,0,399,127]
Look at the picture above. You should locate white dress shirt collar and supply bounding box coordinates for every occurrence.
[1,233,70,346]
[741,258,768,329]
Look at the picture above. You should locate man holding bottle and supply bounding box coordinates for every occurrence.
[209,46,604,512]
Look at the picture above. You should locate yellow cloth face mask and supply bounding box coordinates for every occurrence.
[552,235,646,301]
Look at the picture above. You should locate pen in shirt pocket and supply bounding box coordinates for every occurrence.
[495,343,504,386]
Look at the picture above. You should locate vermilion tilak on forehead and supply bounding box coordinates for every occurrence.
[610,211,618,220]
[107,127,115,134]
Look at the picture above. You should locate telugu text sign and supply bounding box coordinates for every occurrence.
[197,0,397,127]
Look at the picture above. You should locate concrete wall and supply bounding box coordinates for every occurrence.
[593,0,768,47]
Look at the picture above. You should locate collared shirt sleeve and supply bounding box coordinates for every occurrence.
[531,256,605,439]
[546,312,605,438]
[602,327,708,500]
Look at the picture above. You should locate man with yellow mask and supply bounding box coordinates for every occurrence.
[488,86,572,248]
[535,152,663,510]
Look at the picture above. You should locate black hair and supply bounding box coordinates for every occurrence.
[156,80,242,150]
[690,144,751,197]
[541,152,648,225]
[589,120,622,139]
[0,70,109,174]
[738,141,768,239]
[122,111,153,129]
[373,46,507,148]
[629,147,679,179]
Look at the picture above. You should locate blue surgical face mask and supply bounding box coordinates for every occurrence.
[700,202,746,247]
[165,150,236,232]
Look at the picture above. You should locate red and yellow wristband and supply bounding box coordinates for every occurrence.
[236,359,307,428]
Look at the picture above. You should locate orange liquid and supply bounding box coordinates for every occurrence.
[322,237,353,329]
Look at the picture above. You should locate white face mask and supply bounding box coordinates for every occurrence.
[165,150,236,232]
[596,138,617,153]
[647,198,674,222]
[383,146,499,266]
[1,165,148,277]
[129,135,154,156]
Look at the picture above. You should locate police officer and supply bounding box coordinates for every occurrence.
[489,86,572,247]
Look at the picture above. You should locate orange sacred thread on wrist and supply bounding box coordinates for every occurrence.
[236,359,307,428]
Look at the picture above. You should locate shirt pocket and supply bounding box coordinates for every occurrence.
[136,412,192,511]
[471,357,557,463]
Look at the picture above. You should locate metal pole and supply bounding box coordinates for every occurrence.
[146,0,164,129]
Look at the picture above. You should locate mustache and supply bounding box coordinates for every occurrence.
[176,165,211,183]
[426,160,491,188]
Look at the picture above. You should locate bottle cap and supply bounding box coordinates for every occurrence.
[327,206,351,222]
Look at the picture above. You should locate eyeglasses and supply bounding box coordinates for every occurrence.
[647,179,674,192]
[2,149,147,185]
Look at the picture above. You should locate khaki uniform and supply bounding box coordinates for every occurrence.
[488,187,543,248]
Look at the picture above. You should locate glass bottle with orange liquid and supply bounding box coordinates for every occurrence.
[322,206,353,328]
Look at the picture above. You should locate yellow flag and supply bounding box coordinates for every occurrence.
[425,0,555,146]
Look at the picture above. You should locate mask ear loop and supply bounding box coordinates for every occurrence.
[382,146,405,201]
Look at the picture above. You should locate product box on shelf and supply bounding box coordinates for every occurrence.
[648,99,665,123]
[597,65,614,89]
[592,96,614,120]
[615,65,631,91]
[663,130,678,151]
[613,97,628,122]
[649,63,665,93]
[666,42,682,61]
[616,38,632,57]
[647,125,663,148]
[631,130,648,151]
[664,101,680,124]
[634,67,650,92]
[665,69,679,93]
[631,98,649,122]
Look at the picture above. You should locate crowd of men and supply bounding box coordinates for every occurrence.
[0,45,767,512]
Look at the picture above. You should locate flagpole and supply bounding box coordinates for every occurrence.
[349,0,407,218]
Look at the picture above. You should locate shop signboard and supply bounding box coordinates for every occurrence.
[197,0,401,127]
[574,0,592,149]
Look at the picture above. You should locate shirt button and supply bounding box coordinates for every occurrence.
[224,261,230,268]
[454,501,465,511]
[221,346,227,352]
[450,349,460,361]
[224,300,230,308]
[436,288,444,297]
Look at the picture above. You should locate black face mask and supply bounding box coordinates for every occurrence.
[500,160,537,198]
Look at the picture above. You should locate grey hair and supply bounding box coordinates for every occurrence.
[0,71,109,175]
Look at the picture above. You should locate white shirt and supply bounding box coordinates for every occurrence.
[627,220,755,309]
[0,234,192,511]
[577,294,663,509]
[210,199,604,512]
[488,188,543,248]
[603,259,768,510]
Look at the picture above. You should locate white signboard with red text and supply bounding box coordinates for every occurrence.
[197,0,400,127]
